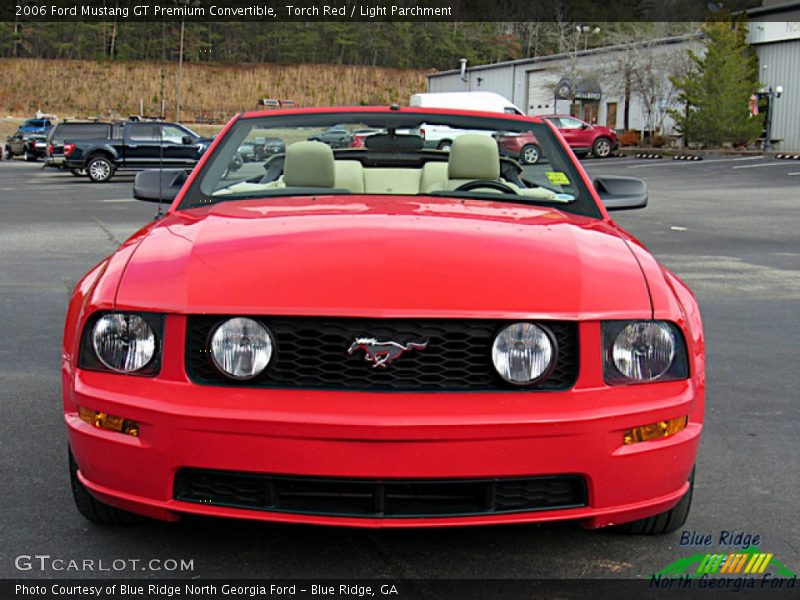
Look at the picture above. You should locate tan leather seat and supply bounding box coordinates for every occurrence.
[335,160,364,192]
[441,135,501,191]
[283,141,335,188]
[419,162,449,193]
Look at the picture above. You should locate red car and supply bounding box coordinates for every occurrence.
[494,131,542,165]
[64,106,703,532]
[541,115,619,158]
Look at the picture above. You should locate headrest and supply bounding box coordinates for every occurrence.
[447,134,500,180]
[283,141,335,187]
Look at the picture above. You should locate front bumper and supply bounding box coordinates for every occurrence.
[65,365,703,528]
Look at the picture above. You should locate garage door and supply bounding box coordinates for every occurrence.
[526,70,558,115]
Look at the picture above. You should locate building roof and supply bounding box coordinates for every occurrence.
[747,1,800,17]
[427,33,703,80]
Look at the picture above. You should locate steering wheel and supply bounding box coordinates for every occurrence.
[454,180,518,194]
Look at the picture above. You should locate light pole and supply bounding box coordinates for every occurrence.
[759,84,784,152]
[174,0,200,123]
[575,25,601,52]
[176,16,185,122]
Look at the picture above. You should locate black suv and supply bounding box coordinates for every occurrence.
[45,121,121,175]
[64,121,212,182]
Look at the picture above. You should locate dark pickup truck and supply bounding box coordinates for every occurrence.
[64,121,212,182]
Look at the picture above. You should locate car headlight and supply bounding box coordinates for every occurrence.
[210,317,273,380]
[603,321,688,384]
[491,322,556,385]
[92,313,157,373]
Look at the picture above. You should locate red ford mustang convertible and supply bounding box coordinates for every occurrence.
[63,106,704,532]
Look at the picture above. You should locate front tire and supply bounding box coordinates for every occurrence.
[613,467,695,535]
[519,144,541,165]
[87,156,115,183]
[24,149,37,162]
[437,140,453,152]
[69,449,141,525]
[592,137,613,158]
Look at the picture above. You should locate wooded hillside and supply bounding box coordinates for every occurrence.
[0,59,428,120]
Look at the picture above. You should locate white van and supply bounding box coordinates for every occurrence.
[409,92,524,116]
[407,92,524,152]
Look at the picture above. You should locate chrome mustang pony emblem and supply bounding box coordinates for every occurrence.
[347,337,429,368]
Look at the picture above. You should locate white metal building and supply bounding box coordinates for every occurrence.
[748,2,800,151]
[427,35,704,136]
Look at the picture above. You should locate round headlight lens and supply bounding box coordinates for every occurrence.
[92,313,156,373]
[491,322,555,385]
[612,322,675,381]
[210,318,273,380]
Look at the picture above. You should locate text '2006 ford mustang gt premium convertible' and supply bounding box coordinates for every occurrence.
[63,106,703,532]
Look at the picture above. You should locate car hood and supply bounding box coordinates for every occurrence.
[115,196,651,319]
[595,125,617,137]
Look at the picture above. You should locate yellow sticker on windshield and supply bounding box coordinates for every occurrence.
[545,171,570,185]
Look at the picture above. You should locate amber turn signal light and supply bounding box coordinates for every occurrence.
[78,406,140,437]
[624,416,687,445]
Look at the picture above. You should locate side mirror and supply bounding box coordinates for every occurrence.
[133,169,187,202]
[581,123,590,130]
[182,135,196,145]
[593,176,648,211]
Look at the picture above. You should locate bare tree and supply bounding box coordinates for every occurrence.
[599,22,700,134]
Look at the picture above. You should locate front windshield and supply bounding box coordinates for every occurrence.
[181,111,599,218]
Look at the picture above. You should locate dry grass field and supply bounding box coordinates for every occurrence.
[0,59,429,124]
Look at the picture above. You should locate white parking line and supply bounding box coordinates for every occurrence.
[627,156,767,169]
[101,198,135,203]
[789,172,800,176]
[732,162,796,169]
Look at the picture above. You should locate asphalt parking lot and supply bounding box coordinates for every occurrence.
[1,155,798,583]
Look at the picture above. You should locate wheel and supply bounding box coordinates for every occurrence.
[519,144,541,165]
[3,146,10,160]
[86,155,115,182]
[592,137,613,158]
[613,467,695,535]
[24,149,37,162]
[69,448,141,525]
[70,168,87,177]
[437,140,453,152]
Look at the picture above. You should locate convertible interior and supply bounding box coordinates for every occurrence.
[213,135,563,201]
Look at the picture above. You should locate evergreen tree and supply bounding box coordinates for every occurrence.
[670,18,763,146]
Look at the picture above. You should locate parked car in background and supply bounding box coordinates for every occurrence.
[63,121,212,182]
[410,91,524,115]
[45,121,122,175]
[541,115,619,158]
[308,125,354,148]
[18,118,53,135]
[5,131,48,161]
[494,131,542,164]
[237,136,285,162]
[4,117,54,161]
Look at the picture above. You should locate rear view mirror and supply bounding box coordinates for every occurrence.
[182,136,196,145]
[133,169,187,202]
[593,176,648,211]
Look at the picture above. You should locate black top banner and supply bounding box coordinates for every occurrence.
[3,0,767,23]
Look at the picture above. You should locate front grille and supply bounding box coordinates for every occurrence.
[174,469,587,518]
[186,316,578,391]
